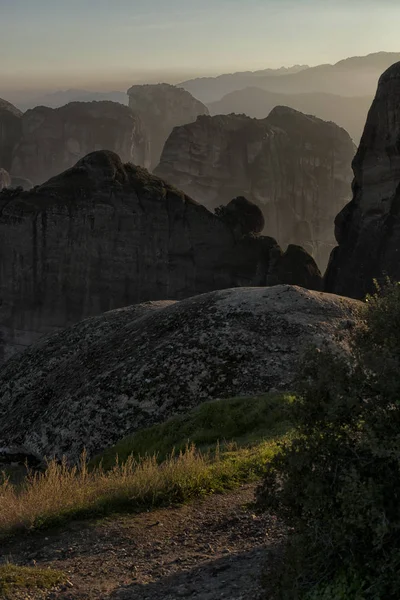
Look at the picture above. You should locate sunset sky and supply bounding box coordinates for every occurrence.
[1,0,399,91]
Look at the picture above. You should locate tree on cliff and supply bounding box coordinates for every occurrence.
[214,196,265,237]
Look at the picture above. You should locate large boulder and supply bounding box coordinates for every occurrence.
[10,101,150,185]
[154,108,356,270]
[325,62,400,299]
[0,150,321,362]
[0,285,361,463]
[127,83,209,170]
[0,98,22,171]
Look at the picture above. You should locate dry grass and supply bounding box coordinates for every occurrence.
[0,563,65,597]
[0,440,282,538]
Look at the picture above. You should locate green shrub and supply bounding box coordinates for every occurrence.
[257,282,400,599]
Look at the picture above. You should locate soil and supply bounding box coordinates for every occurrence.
[1,484,286,600]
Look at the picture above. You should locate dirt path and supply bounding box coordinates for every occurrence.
[2,484,285,600]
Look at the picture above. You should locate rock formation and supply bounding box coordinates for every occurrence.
[10,175,33,190]
[10,101,150,185]
[0,285,361,463]
[0,168,11,191]
[0,150,321,362]
[0,98,22,171]
[155,108,356,270]
[127,83,209,169]
[0,169,31,191]
[325,62,400,299]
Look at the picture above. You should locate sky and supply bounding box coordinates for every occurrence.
[1,0,399,92]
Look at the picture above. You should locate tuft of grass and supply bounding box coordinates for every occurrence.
[0,563,65,597]
[91,393,295,469]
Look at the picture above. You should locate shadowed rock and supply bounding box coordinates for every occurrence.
[0,285,360,463]
[127,83,209,169]
[0,150,321,362]
[155,108,356,270]
[11,101,150,185]
[0,168,11,191]
[0,98,22,172]
[325,62,400,299]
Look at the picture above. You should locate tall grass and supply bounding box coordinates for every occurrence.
[0,439,283,538]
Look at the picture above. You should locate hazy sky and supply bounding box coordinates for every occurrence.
[1,0,399,91]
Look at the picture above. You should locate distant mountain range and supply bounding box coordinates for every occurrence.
[208,88,373,144]
[179,52,400,103]
[14,89,128,111]
[3,52,400,146]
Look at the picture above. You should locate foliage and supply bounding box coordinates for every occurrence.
[257,281,400,599]
[214,196,265,236]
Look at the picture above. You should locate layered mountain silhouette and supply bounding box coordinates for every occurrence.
[208,87,372,144]
[179,52,400,103]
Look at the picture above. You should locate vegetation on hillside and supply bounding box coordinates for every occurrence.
[0,393,293,538]
[257,281,400,599]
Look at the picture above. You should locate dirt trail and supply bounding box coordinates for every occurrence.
[2,484,285,600]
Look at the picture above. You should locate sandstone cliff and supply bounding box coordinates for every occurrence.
[0,150,321,362]
[10,101,150,185]
[0,98,22,172]
[127,83,209,169]
[154,108,356,270]
[325,62,400,299]
[0,285,360,463]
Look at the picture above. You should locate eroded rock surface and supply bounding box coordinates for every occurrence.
[0,168,11,191]
[11,101,150,184]
[0,285,361,463]
[155,108,356,269]
[325,62,400,299]
[0,150,321,362]
[127,83,209,169]
[0,98,22,171]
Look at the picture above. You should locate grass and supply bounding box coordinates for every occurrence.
[0,393,295,539]
[0,563,65,597]
[92,392,295,469]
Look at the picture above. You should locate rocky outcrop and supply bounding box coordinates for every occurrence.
[0,98,22,172]
[10,175,33,190]
[325,62,400,299]
[0,169,31,191]
[0,150,321,362]
[0,168,11,191]
[154,108,356,270]
[127,83,209,169]
[10,101,150,185]
[0,285,361,462]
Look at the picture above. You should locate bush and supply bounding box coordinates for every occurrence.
[214,196,265,236]
[257,281,400,599]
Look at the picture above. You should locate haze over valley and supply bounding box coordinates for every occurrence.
[2,1,400,599]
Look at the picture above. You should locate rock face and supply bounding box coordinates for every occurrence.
[0,168,11,191]
[0,150,321,362]
[154,108,356,270]
[0,169,31,191]
[127,83,209,170]
[10,101,150,185]
[0,98,22,172]
[0,285,361,463]
[325,62,400,299]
